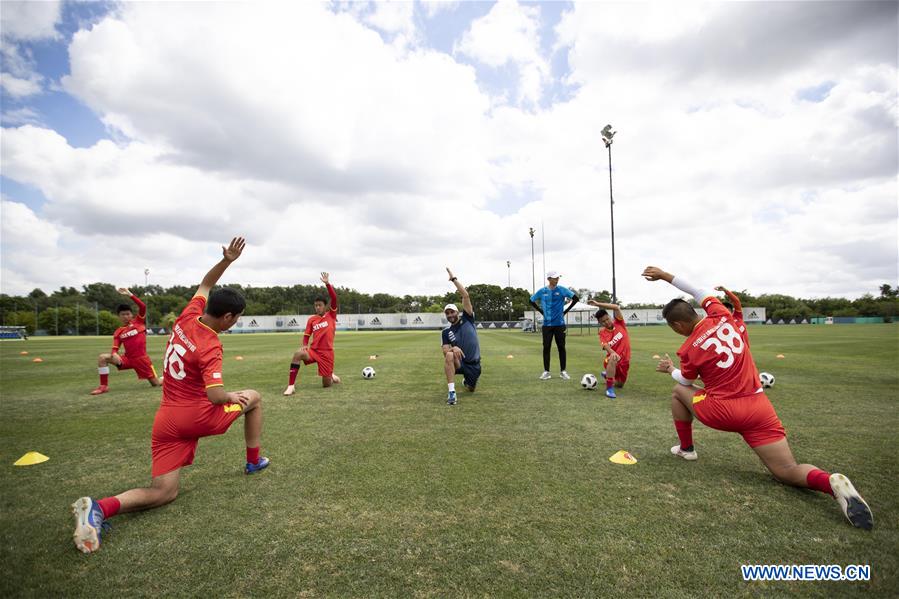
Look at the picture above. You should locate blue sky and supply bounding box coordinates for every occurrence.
[1,1,896,300]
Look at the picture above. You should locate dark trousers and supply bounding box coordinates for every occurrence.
[541,325,567,371]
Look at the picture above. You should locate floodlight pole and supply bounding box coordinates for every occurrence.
[529,227,537,331]
[145,268,150,287]
[603,125,618,304]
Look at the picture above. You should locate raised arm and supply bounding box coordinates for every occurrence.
[196,237,245,299]
[119,287,146,318]
[715,285,743,313]
[588,300,624,321]
[321,272,338,312]
[642,266,713,303]
[446,267,472,316]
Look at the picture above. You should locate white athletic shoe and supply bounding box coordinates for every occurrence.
[560,371,571,381]
[539,371,552,380]
[830,473,873,530]
[331,374,341,384]
[283,385,295,396]
[670,444,698,461]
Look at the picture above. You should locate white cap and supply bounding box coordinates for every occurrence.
[546,270,561,279]
[444,303,459,313]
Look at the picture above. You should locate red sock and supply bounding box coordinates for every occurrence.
[606,377,614,389]
[806,469,833,496]
[97,496,121,518]
[288,364,300,386]
[674,419,693,450]
[100,374,108,386]
[247,446,260,464]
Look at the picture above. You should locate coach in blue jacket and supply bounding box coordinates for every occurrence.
[530,271,579,381]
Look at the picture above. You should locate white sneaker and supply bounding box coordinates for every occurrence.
[830,473,873,530]
[331,374,341,384]
[560,371,571,381]
[283,385,295,396]
[670,444,698,461]
[539,371,551,380]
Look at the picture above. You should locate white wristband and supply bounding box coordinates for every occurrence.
[671,368,694,386]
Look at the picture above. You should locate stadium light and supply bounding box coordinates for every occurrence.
[144,268,150,287]
[602,124,618,303]
[529,227,537,331]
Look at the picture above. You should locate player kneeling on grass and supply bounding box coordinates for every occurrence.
[587,299,631,399]
[72,238,270,554]
[91,288,162,395]
[442,268,481,406]
[284,272,341,395]
[643,265,872,530]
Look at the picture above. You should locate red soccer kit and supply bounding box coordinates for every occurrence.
[599,316,631,384]
[678,296,784,448]
[112,295,157,380]
[302,284,338,377]
[151,296,242,477]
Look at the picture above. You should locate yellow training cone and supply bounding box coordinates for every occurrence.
[14,451,49,466]
[234,356,244,361]
[506,354,514,359]
[652,354,661,360]
[776,354,785,359]
[32,357,43,363]
[609,450,638,465]
[369,355,378,360]
[20,351,28,355]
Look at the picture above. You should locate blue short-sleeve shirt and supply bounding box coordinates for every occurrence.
[530,285,575,326]
[441,311,480,363]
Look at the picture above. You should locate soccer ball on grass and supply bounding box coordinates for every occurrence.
[362,366,376,379]
[760,372,775,388]
[581,374,598,390]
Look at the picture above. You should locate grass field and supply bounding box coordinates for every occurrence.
[1,325,897,597]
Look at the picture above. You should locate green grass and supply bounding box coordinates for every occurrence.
[1,325,897,597]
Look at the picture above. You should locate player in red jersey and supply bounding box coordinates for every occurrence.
[91,288,161,395]
[71,238,270,553]
[587,300,631,399]
[283,272,341,395]
[643,266,872,530]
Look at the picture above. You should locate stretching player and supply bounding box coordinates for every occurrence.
[587,300,631,399]
[72,238,270,553]
[441,267,481,406]
[91,288,161,394]
[716,285,749,346]
[283,272,341,395]
[643,265,872,530]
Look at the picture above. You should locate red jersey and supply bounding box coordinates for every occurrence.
[677,296,761,401]
[112,295,148,358]
[304,284,338,353]
[159,296,224,408]
[598,316,631,362]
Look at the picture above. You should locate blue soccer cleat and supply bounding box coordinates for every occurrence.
[245,456,270,475]
[447,390,457,406]
[605,387,617,399]
[72,497,109,554]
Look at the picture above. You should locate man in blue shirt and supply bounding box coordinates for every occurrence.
[441,267,481,406]
[530,271,580,380]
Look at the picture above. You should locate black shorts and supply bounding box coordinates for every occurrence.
[456,360,482,389]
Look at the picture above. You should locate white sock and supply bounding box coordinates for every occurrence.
[98,366,110,375]
[448,382,455,392]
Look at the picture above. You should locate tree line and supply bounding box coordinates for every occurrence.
[0,281,896,335]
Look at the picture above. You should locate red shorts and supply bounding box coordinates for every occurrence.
[692,392,786,448]
[303,347,334,377]
[150,403,243,477]
[603,355,630,385]
[117,354,158,380]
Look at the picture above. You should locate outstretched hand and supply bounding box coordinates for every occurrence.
[714,285,727,292]
[321,272,330,285]
[117,287,132,297]
[656,353,674,373]
[446,267,455,281]
[222,237,246,262]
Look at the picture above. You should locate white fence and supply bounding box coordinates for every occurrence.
[560,307,766,326]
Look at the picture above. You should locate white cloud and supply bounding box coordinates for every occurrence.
[0,73,41,97]
[420,0,459,19]
[0,1,61,41]
[455,1,549,106]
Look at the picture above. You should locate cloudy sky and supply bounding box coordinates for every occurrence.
[1,1,896,304]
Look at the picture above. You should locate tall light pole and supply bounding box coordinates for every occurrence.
[602,124,617,303]
[529,227,537,331]
[506,260,512,321]
[144,268,150,287]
